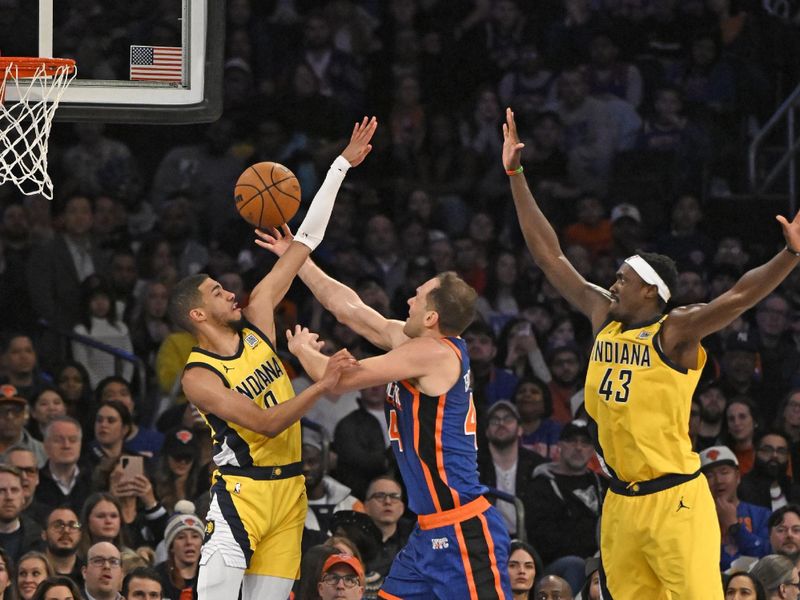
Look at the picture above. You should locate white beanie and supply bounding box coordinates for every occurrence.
[163,500,205,550]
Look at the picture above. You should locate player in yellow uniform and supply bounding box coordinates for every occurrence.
[502,107,800,599]
[169,117,376,600]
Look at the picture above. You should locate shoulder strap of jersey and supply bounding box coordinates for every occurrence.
[183,361,230,388]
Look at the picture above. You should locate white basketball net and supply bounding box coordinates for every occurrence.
[0,61,76,199]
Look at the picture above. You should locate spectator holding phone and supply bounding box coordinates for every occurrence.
[105,455,168,550]
[498,318,550,382]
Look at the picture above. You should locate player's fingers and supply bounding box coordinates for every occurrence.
[281,223,293,236]
[777,215,789,227]
[286,329,293,340]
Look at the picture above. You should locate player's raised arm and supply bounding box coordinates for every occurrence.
[288,325,448,393]
[255,227,408,351]
[503,108,610,329]
[182,348,357,438]
[245,117,377,339]
[663,212,800,350]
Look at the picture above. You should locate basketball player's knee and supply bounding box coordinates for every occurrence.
[197,551,244,600]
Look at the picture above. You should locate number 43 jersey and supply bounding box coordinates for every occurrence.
[584,315,705,483]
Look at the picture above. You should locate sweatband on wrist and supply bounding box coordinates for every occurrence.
[506,165,524,176]
[786,245,800,257]
[624,255,671,302]
[295,155,351,251]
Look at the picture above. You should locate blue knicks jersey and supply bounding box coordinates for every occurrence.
[385,337,486,515]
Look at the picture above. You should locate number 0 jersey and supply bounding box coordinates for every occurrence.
[384,337,486,516]
[184,320,299,469]
[584,315,705,482]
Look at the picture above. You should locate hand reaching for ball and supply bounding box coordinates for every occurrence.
[341,116,378,168]
[255,224,294,257]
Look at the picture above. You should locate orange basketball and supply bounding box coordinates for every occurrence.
[234,162,301,229]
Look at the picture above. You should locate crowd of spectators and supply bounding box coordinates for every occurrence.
[1,0,800,598]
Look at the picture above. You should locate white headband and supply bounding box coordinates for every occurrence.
[624,255,671,302]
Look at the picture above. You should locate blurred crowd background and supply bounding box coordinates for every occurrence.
[1,1,800,599]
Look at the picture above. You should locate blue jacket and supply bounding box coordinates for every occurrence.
[720,501,771,570]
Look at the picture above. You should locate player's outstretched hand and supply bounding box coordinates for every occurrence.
[255,224,294,256]
[286,324,324,356]
[341,116,378,168]
[319,348,358,391]
[502,107,525,172]
[777,210,800,253]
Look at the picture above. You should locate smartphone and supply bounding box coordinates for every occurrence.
[119,456,144,483]
[517,322,533,337]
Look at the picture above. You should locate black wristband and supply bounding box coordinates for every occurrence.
[786,245,800,257]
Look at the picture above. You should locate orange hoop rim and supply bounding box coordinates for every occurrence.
[0,57,76,78]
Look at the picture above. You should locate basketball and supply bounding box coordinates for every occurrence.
[234,162,301,229]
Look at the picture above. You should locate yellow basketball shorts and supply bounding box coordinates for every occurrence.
[199,470,307,579]
[599,473,723,599]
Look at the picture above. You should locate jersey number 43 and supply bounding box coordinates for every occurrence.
[598,367,632,403]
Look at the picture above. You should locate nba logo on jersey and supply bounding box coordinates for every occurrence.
[637,331,652,339]
[431,537,449,550]
[244,334,259,348]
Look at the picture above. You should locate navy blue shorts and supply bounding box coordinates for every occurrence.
[378,497,511,600]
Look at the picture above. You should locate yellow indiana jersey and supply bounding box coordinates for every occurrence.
[184,320,299,468]
[584,315,704,482]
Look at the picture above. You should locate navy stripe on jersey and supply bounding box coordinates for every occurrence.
[599,561,614,599]
[212,476,253,565]
[653,329,689,374]
[206,412,253,468]
[457,516,502,599]
[189,338,245,361]
[586,414,619,480]
[184,362,230,387]
[416,392,456,511]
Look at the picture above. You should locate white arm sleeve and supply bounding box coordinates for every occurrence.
[294,155,351,251]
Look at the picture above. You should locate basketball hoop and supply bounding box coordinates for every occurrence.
[0,57,76,200]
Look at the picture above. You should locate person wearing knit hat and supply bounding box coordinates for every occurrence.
[750,554,800,599]
[155,501,204,600]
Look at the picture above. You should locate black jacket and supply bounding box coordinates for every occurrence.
[738,466,800,510]
[525,463,606,564]
[477,446,547,494]
[333,403,390,501]
[35,462,94,515]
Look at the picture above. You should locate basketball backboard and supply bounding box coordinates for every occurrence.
[2,0,223,123]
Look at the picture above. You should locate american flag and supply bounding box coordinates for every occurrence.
[130,45,183,82]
